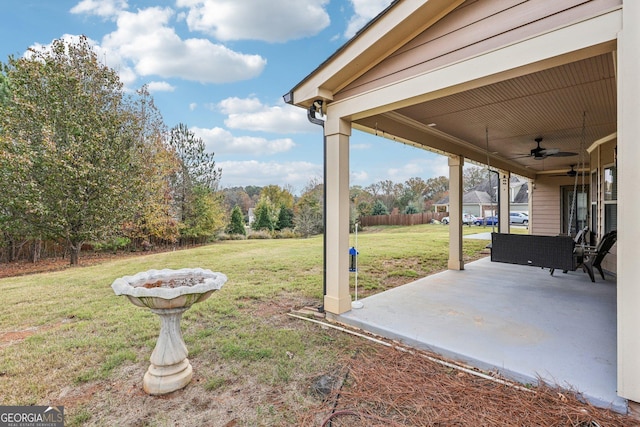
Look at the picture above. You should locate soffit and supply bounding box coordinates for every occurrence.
[354,52,617,176]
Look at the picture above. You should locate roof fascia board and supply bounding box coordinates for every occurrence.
[327,8,621,121]
[291,0,464,107]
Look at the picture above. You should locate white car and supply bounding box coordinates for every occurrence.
[441,213,477,225]
[509,212,529,224]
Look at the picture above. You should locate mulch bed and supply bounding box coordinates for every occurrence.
[301,344,638,426]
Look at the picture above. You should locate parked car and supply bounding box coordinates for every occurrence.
[463,213,477,224]
[474,216,498,226]
[509,212,529,224]
[441,213,477,225]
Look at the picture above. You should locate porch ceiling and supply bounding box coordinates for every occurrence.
[352,52,617,176]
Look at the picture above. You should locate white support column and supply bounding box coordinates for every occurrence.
[323,116,353,314]
[448,156,464,270]
[527,178,534,234]
[617,0,640,403]
[498,170,511,234]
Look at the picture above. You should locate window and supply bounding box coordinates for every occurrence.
[604,165,617,233]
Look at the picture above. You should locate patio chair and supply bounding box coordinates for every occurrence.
[550,226,588,276]
[579,230,617,282]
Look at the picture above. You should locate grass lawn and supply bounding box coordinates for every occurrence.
[0,224,632,426]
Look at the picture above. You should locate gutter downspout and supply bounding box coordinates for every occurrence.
[307,100,327,313]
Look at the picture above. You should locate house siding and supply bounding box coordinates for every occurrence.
[531,177,561,236]
[335,0,621,101]
[530,175,579,236]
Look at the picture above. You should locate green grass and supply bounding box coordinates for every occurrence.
[0,224,491,425]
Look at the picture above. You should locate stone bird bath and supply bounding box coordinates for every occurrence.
[111,268,227,395]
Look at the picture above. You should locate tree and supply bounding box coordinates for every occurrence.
[350,185,374,217]
[222,187,253,214]
[0,72,9,105]
[252,195,276,231]
[371,200,389,216]
[125,86,180,247]
[424,176,450,210]
[463,165,489,192]
[275,203,294,230]
[0,36,145,265]
[294,179,324,237]
[260,185,294,209]
[180,185,226,242]
[168,123,222,241]
[405,203,420,214]
[228,205,246,235]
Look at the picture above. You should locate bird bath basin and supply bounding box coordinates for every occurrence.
[111,268,227,395]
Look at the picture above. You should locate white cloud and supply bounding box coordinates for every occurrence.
[350,170,369,184]
[192,126,295,155]
[344,0,393,39]
[217,97,264,114]
[176,0,331,43]
[147,81,175,92]
[218,160,322,190]
[99,7,266,84]
[70,0,127,18]
[351,143,371,150]
[386,156,449,182]
[189,103,197,111]
[218,97,316,133]
[68,5,267,85]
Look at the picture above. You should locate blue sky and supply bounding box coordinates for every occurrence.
[1,0,449,194]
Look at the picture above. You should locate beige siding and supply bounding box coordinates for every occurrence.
[531,177,561,236]
[530,175,579,236]
[336,0,621,101]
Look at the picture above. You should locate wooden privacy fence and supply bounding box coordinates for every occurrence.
[359,212,447,227]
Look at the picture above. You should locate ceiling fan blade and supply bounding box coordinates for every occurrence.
[549,151,578,157]
[540,148,559,156]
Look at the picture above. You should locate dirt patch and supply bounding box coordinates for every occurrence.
[0,317,75,348]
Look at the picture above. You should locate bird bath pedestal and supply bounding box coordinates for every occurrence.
[111,268,227,395]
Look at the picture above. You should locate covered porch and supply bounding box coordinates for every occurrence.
[330,255,623,412]
[286,0,640,409]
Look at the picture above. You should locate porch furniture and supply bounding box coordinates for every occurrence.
[577,230,617,282]
[490,233,576,272]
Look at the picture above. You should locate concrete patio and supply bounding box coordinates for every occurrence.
[331,254,624,412]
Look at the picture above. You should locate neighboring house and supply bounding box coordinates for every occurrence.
[434,190,494,218]
[434,176,529,216]
[285,0,636,408]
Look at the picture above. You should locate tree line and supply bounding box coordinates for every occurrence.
[0,37,224,264]
[0,36,490,266]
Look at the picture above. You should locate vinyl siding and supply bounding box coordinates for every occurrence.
[335,0,621,101]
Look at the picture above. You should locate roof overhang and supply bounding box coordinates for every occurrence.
[286,1,621,180]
